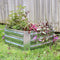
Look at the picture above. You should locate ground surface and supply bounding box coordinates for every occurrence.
[0,25,60,60]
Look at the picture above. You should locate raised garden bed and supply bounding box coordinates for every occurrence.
[5,5,58,50]
[5,28,54,50]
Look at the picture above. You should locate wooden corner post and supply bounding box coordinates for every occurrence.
[24,31,30,50]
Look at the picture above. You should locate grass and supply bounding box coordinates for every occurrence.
[0,25,60,60]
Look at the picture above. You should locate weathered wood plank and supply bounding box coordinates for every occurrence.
[24,31,30,44]
[24,31,30,50]
[29,0,35,23]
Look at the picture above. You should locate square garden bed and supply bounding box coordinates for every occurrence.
[5,28,54,50]
[5,5,58,50]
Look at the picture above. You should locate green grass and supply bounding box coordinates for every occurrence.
[0,25,60,60]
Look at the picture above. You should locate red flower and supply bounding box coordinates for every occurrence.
[29,24,37,31]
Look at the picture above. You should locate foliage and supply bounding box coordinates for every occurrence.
[30,22,58,44]
[7,5,30,30]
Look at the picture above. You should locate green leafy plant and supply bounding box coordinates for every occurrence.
[7,5,30,30]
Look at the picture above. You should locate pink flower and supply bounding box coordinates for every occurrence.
[32,24,35,28]
[29,24,37,31]
[39,39,42,42]
[53,36,58,43]
[34,27,37,30]
[54,36,58,40]
[33,35,37,40]
[32,24,37,31]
